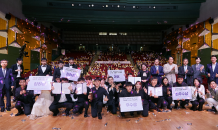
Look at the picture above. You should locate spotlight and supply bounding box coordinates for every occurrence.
[133,6,135,8]
[72,4,74,6]
[136,6,139,9]
[92,4,94,7]
[78,4,81,6]
[117,5,120,8]
[102,5,104,8]
[106,5,108,7]
[124,5,125,8]
[153,6,156,9]
[112,5,114,7]
[89,5,91,7]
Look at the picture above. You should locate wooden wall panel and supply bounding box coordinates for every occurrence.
[0,18,7,30]
[205,20,212,47]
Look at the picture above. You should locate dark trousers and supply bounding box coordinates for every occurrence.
[174,99,189,108]
[149,97,167,109]
[191,98,205,111]
[163,96,172,109]
[184,79,187,84]
[73,101,89,114]
[107,99,117,114]
[137,103,149,117]
[13,78,21,97]
[0,85,11,109]
[15,101,33,115]
[49,102,74,114]
[142,82,148,90]
[91,102,103,118]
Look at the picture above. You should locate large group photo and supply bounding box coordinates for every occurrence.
[1,0,218,129]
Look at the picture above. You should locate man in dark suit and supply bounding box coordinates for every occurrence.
[49,78,74,116]
[15,78,34,116]
[11,58,24,101]
[37,58,52,76]
[64,57,77,69]
[178,58,194,85]
[206,55,218,88]
[0,59,14,112]
[150,59,164,84]
[53,61,64,82]
[192,57,205,84]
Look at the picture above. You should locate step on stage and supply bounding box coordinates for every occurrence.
[0,103,218,130]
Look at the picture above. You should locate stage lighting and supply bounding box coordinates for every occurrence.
[92,4,94,7]
[153,6,156,9]
[102,5,105,8]
[79,4,81,6]
[72,4,74,6]
[117,5,120,8]
[133,6,135,8]
[106,5,108,7]
[124,6,125,8]
[136,6,139,9]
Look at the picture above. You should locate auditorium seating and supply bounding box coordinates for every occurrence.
[98,52,127,61]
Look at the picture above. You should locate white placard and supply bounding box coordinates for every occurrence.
[52,83,62,94]
[128,77,141,84]
[108,70,125,82]
[172,86,192,100]
[62,83,71,94]
[148,87,163,96]
[76,83,87,95]
[71,82,77,91]
[27,76,53,90]
[61,67,81,81]
[34,90,41,94]
[119,96,143,112]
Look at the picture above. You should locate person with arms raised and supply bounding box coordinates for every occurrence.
[88,77,109,119]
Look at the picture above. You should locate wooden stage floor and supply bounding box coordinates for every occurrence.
[0,102,218,130]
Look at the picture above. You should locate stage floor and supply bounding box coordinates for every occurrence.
[0,103,218,130]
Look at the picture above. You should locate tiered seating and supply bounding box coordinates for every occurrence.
[131,51,167,70]
[86,63,137,79]
[98,52,127,61]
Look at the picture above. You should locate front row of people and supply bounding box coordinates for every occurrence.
[14,75,218,120]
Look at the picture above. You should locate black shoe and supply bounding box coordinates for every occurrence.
[1,108,5,112]
[84,113,88,117]
[13,99,16,102]
[53,113,58,116]
[15,111,24,116]
[174,106,179,110]
[130,113,134,117]
[156,108,162,112]
[6,107,11,111]
[181,106,186,109]
[98,113,102,119]
[168,107,172,111]
[65,111,70,116]
[121,113,125,117]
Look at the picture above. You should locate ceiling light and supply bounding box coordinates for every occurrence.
[102,5,104,8]
[106,5,108,7]
[92,4,94,7]
[96,44,98,45]
[133,6,135,8]
[117,5,120,8]
[153,6,156,9]
[79,4,81,6]
[124,6,125,8]
[80,44,82,45]
[112,5,114,7]
[89,5,91,7]
[72,4,74,6]
[136,6,139,9]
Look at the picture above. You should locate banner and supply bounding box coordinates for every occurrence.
[27,76,53,90]
[172,87,192,100]
[95,61,131,64]
[108,70,125,82]
[61,67,81,81]
[119,96,143,112]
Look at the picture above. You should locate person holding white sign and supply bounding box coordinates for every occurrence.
[73,78,90,117]
[135,81,149,117]
[49,78,74,116]
[29,77,60,120]
[148,77,166,112]
[119,82,137,117]
[173,75,189,109]
[190,78,205,111]
[137,63,151,89]
[88,77,109,119]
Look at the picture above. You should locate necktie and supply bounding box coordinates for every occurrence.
[3,69,6,77]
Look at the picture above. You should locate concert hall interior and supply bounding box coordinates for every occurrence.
[0,0,218,130]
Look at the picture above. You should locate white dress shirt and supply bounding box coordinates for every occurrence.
[59,94,67,103]
[17,64,21,77]
[184,65,187,79]
[41,65,46,73]
[212,63,216,72]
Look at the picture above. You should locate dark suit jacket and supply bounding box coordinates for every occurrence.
[15,87,34,104]
[178,66,194,85]
[137,70,151,81]
[192,64,205,82]
[0,68,14,90]
[64,64,77,69]
[36,65,52,76]
[206,63,218,84]
[53,67,62,82]
[150,65,164,84]
[206,88,218,101]
[11,64,24,79]
[51,93,73,105]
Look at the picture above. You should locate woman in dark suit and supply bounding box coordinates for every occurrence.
[137,63,151,89]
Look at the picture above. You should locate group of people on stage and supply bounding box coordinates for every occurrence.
[0,54,218,120]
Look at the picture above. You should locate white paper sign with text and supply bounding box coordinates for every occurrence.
[27,76,53,90]
[61,67,81,81]
[172,87,192,100]
[119,96,143,112]
[108,70,125,82]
